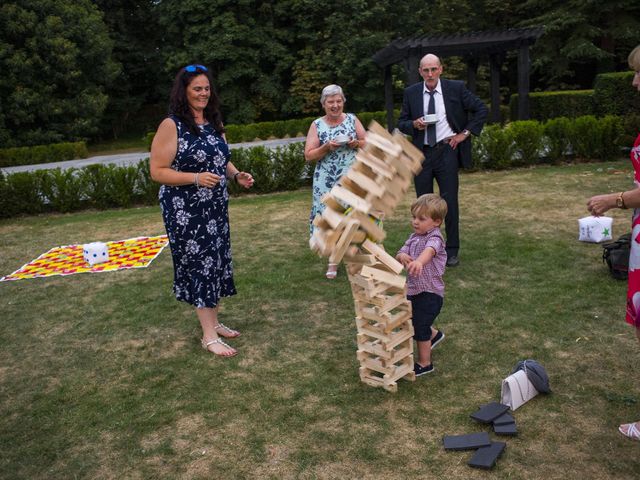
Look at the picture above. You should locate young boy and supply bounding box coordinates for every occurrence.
[396,194,447,376]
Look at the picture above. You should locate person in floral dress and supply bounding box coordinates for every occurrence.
[304,84,366,279]
[587,44,640,440]
[150,64,254,358]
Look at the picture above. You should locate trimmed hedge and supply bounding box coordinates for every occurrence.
[509,90,595,121]
[472,115,628,170]
[0,142,308,219]
[593,71,640,117]
[3,112,634,218]
[0,142,88,168]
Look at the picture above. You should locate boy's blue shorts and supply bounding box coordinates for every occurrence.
[407,291,443,341]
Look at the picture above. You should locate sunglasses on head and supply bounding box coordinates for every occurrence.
[185,64,208,73]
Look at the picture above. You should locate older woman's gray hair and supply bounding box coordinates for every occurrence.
[320,84,346,106]
[629,44,640,71]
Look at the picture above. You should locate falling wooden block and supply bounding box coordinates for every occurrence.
[349,210,386,243]
[361,240,403,275]
[329,219,360,265]
[360,265,406,289]
[330,185,372,215]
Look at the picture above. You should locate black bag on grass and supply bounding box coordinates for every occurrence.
[602,232,631,280]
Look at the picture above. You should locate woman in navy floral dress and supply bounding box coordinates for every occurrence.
[304,84,366,279]
[150,64,254,357]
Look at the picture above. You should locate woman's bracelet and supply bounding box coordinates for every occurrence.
[194,173,199,187]
[233,172,241,183]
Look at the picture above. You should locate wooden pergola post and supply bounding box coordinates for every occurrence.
[517,44,531,120]
[490,54,502,123]
[384,65,394,131]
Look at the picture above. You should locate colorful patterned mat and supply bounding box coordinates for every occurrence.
[1,235,169,282]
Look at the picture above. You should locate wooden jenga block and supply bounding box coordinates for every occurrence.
[345,169,386,198]
[349,210,386,243]
[392,130,424,173]
[330,185,372,214]
[355,150,394,180]
[320,206,347,230]
[339,176,368,198]
[360,265,406,289]
[343,254,377,265]
[365,131,403,157]
[361,240,404,275]
[329,219,360,265]
[321,193,347,213]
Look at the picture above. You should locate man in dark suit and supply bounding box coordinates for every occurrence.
[398,53,487,266]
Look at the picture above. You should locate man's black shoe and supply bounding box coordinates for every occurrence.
[446,255,460,267]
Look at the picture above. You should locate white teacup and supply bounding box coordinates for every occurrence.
[333,134,350,145]
[423,114,438,124]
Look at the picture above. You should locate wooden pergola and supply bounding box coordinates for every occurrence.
[372,27,544,130]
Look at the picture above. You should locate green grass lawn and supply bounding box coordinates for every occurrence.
[1,160,639,479]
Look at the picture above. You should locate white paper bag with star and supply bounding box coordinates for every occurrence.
[579,215,613,243]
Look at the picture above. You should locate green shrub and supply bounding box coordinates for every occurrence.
[508,120,545,165]
[144,132,155,151]
[619,113,640,147]
[543,117,572,160]
[478,124,516,170]
[40,168,86,213]
[568,115,622,160]
[510,90,594,121]
[568,115,599,159]
[273,143,306,191]
[135,159,160,205]
[0,141,88,167]
[2,171,48,216]
[593,72,640,117]
[242,146,275,193]
[104,164,139,207]
[80,164,114,208]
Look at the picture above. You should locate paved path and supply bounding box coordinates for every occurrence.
[1,136,306,174]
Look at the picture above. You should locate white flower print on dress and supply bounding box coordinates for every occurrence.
[194,149,207,163]
[206,219,218,235]
[172,197,185,210]
[186,239,200,255]
[202,256,214,273]
[178,138,188,153]
[176,210,190,226]
[196,188,213,202]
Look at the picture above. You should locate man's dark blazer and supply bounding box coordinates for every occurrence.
[397,79,488,169]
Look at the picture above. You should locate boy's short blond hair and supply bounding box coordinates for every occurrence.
[411,194,448,222]
[629,44,640,71]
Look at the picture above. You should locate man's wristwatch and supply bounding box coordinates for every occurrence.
[462,129,470,137]
[617,191,627,209]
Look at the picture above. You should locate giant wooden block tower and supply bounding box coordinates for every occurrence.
[310,121,424,392]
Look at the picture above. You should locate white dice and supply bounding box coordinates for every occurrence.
[83,242,109,265]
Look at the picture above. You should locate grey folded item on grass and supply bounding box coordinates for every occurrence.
[511,359,551,393]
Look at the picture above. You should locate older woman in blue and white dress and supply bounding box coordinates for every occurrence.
[304,84,366,279]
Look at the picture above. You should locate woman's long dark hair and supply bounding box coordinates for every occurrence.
[168,65,225,136]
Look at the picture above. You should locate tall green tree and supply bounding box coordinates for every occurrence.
[94,0,165,139]
[0,0,119,146]
[518,0,640,88]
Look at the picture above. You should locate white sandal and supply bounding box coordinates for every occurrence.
[619,422,640,441]
[214,322,240,338]
[326,263,338,279]
[201,338,237,357]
